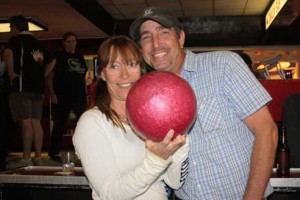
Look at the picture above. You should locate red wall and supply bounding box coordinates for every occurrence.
[259,79,300,122]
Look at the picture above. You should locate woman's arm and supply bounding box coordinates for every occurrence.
[163,136,189,189]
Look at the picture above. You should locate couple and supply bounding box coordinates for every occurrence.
[73,7,278,200]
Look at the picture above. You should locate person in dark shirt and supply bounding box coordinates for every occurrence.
[45,32,88,161]
[0,42,15,171]
[4,15,47,167]
[281,93,300,167]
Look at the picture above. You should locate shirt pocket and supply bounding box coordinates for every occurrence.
[197,96,226,133]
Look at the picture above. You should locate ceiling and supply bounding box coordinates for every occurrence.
[1,0,300,62]
[98,0,271,19]
[0,0,272,41]
[0,0,106,41]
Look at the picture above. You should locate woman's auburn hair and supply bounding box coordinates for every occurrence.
[92,35,147,130]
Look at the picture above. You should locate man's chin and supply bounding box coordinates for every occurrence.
[150,63,170,72]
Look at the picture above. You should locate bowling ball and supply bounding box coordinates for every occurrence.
[126,71,197,142]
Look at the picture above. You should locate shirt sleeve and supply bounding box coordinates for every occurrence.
[223,52,271,120]
[5,37,17,51]
[163,137,189,189]
[73,109,172,200]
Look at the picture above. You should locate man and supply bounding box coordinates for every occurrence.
[4,15,46,167]
[45,32,87,161]
[129,7,278,200]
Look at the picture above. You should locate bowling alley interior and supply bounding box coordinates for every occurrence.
[1,0,300,199]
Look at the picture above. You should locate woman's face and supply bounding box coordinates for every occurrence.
[101,50,142,102]
[63,35,77,53]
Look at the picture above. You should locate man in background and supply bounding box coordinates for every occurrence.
[4,15,47,167]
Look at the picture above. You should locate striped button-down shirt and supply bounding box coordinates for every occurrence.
[175,50,274,200]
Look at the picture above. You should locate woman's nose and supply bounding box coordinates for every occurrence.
[120,67,129,78]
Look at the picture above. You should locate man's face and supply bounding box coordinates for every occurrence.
[139,20,185,75]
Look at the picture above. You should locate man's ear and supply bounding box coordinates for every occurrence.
[179,30,185,48]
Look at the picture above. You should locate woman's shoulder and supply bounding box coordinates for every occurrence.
[81,107,106,120]
[74,107,111,139]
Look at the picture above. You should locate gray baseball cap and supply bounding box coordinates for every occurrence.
[129,7,183,40]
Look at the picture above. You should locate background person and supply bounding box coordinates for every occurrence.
[45,32,88,161]
[73,35,189,200]
[4,15,47,167]
[0,42,14,171]
[130,7,278,200]
[281,93,300,167]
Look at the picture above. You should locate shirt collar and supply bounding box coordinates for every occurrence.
[19,31,33,36]
[182,49,196,72]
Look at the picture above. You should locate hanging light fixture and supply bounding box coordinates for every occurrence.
[0,16,48,33]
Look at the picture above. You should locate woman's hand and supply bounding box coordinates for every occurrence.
[145,130,187,160]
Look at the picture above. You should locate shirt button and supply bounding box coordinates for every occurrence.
[197,184,200,189]
[193,161,197,166]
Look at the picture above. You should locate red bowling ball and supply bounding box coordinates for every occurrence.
[126,71,197,142]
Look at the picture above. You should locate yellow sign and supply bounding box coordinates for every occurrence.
[265,0,288,30]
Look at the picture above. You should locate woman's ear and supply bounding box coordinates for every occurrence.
[100,71,106,81]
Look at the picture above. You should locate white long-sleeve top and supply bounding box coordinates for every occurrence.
[73,107,189,200]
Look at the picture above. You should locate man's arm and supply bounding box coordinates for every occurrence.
[3,48,16,80]
[243,105,278,200]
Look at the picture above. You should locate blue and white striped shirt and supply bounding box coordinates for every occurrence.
[175,50,273,200]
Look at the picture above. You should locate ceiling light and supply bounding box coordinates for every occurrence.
[265,0,288,30]
[0,16,48,33]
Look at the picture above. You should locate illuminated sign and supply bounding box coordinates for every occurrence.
[265,0,288,30]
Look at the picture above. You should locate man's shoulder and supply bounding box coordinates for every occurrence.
[18,32,37,40]
[184,50,239,74]
[14,33,43,48]
[192,50,239,67]
[7,35,21,44]
[6,35,23,51]
[194,50,235,58]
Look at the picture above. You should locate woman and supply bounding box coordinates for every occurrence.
[73,35,189,200]
[45,32,88,161]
